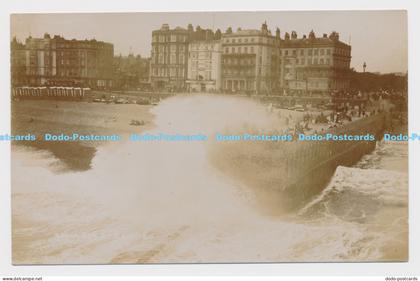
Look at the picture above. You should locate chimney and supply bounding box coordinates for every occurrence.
[309,30,315,39]
[187,23,194,32]
[261,21,268,33]
[276,27,280,38]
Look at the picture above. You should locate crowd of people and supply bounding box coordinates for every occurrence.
[274,89,407,137]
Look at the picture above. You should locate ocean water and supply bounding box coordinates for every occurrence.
[11,95,408,264]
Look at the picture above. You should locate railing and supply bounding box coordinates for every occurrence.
[12,86,91,100]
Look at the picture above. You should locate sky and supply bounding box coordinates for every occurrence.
[10,10,407,73]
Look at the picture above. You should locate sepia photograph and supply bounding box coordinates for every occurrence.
[9,10,408,265]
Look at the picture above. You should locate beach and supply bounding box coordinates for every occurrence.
[11,100,155,171]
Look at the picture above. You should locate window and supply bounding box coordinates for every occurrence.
[171,54,176,64]
[293,50,297,56]
[308,49,313,55]
[314,49,319,55]
[244,47,248,53]
[232,47,235,53]
[285,50,289,56]
[327,49,331,55]
[225,47,229,54]
[232,39,236,43]
[250,47,254,53]
[320,49,325,55]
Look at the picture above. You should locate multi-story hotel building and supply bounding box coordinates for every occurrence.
[186,40,222,92]
[221,22,282,95]
[220,25,351,95]
[11,33,114,88]
[148,22,352,95]
[280,30,351,95]
[11,38,27,87]
[150,24,189,91]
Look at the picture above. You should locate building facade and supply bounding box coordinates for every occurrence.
[150,24,190,91]
[11,33,114,89]
[113,54,150,90]
[186,40,222,92]
[149,22,352,95]
[280,31,352,95]
[221,23,282,95]
[11,38,27,87]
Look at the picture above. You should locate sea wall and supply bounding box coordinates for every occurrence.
[209,112,388,211]
[283,113,387,206]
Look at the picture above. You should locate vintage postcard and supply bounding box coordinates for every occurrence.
[9,11,408,264]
